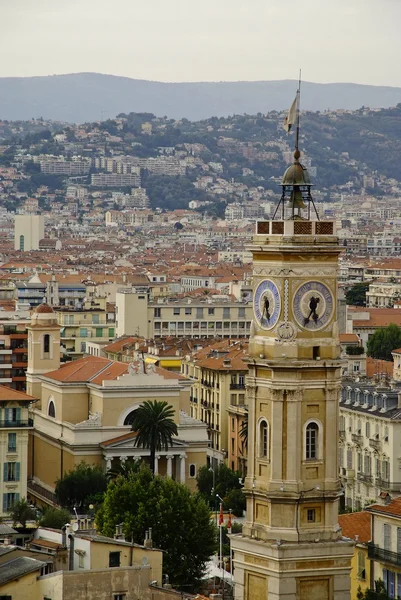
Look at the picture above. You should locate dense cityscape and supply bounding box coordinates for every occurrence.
[1,2,401,598]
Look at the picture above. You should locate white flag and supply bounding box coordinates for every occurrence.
[283,95,297,133]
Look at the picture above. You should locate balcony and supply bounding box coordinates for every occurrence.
[0,419,33,428]
[357,472,373,484]
[340,467,355,480]
[369,438,382,452]
[376,477,390,490]
[368,543,401,567]
[351,433,363,445]
[230,383,246,390]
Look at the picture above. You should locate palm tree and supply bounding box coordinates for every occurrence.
[130,400,178,474]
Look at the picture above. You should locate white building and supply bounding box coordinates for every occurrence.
[14,215,45,251]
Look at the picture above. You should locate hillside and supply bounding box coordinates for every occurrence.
[1,73,401,122]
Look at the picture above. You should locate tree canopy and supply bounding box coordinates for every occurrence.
[8,498,36,528]
[366,323,401,361]
[345,282,370,306]
[39,507,71,529]
[130,400,178,473]
[55,462,107,511]
[197,463,244,513]
[96,465,216,590]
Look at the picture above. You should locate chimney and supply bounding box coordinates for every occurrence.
[144,528,153,548]
[62,525,67,547]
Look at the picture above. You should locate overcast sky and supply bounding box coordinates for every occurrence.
[1,0,400,86]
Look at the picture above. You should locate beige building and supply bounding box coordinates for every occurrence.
[183,339,248,463]
[14,214,45,251]
[26,304,211,505]
[230,209,353,597]
[0,386,35,516]
[115,288,252,339]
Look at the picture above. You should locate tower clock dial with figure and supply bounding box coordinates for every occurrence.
[253,279,281,330]
[292,280,334,331]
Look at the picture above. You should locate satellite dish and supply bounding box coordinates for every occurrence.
[72,523,79,532]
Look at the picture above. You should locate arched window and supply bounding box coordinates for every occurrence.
[258,419,269,458]
[189,464,196,478]
[306,422,319,460]
[48,400,55,418]
[123,411,136,426]
[19,235,24,251]
[43,334,50,356]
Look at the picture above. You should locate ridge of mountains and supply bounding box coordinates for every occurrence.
[1,73,401,123]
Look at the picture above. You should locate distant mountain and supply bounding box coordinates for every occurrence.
[1,73,401,123]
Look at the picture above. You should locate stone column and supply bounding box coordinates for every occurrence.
[180,454,187,483]
[167,455,173,478]
[106,458,112,471]
[120,455,127,464]
[154,455,159,475]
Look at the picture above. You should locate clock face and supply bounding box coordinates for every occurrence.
[293,281,334,331]
[253,279,281,330]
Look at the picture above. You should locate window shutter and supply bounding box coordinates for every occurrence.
[16,408,21,422]
[384,524,391,551]
[15,463,20,482]
[3,463,8,482]
[3,495,7,513]
[15,493,19,503]
[397,528,401,555]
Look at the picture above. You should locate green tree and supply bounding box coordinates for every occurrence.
[55,463,107,511]
[345,282,370,306]
[197,463,243,509]
[96,465,217,590]
[357,579,391,599]
[39,507,71,529]
[224,488,246,517]
[239,411,248,449]
[367,323,401,361]
[8,498,36,528]
[106,458,141,482]
[130,400,178,474]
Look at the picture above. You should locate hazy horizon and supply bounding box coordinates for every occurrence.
[2,0,401,87]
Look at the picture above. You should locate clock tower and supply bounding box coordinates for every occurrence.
[230,150,353,600]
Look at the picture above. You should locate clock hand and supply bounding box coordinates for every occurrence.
[263,297,271,321]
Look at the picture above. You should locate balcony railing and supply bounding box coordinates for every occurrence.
[368,543,401,567]
[357,472,373,483]
[376,477,390,490]
[230,383,246,390]
[339,429,346,439]
[369,438,382,451]
[351,433,363,445]
[0,419,33,428]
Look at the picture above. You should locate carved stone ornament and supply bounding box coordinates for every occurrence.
[276,321,297,342]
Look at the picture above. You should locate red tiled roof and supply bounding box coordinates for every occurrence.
[367,497,401,517]
[339,334,360,343]
[338,511,371,543]
[0,385,37,403]
[366,357,393,378]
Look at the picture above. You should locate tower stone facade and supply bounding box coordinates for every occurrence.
[231,155,353,600]
[26,303,60,403]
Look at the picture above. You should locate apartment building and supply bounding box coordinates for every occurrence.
[182,340,248,458]
[14,215,45,251]
[55,297,115,358]
[40,159,90,175]
[0,320,29,390]
[365,498,401,597]
[115,288,252,339]
[339,381,401,511]
[367,282,401,308]
[91,173,141,187]
[0,387,34,516]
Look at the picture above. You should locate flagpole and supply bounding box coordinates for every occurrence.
[295,69,301,153]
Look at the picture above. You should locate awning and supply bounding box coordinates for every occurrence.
[159,359,181,368]
[144,357,158,364]
[60,327,65,335]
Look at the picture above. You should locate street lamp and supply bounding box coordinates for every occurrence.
[209,466,217,525]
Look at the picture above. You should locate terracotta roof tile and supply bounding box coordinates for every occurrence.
[0,385,38,403]
[367,497,401,517]
[338,511,371,543]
